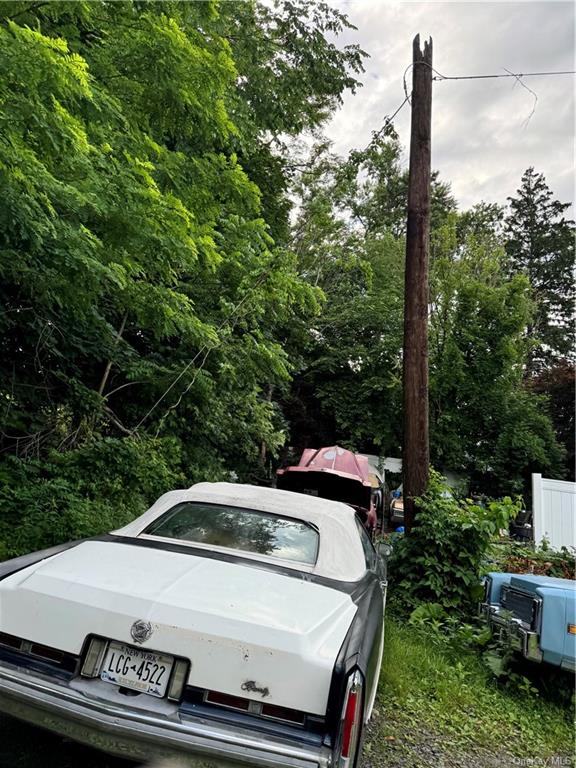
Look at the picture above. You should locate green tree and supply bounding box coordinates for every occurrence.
[505,168,575,372]
[429,213,565,493]
[217,0,366,245]
[286,140,566,495]
[283,137,407,455]
[0,1,279,462]
[529,360,575,481]
[283,132,457,457]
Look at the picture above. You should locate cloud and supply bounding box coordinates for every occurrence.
[326,1,575,214]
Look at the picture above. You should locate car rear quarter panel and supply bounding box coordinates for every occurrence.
[325,573,383,735]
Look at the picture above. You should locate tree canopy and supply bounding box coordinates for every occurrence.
[0,0,363,474]
[286,140,570,491]
[0,0,364,554]
[505,167,575,373]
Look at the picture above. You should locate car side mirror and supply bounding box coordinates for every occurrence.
[377,541,393,559]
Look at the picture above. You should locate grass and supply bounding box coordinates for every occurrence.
[364,618,574,766]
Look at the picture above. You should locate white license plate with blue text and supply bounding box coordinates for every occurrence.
[101,641,174,698]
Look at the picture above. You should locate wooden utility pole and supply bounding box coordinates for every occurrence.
[402,34,432,533]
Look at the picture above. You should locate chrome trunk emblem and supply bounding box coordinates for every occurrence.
[130,620,153,644]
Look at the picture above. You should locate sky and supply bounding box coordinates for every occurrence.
[325,1,575,214]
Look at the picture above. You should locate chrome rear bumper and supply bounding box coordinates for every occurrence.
[0,665,331,768]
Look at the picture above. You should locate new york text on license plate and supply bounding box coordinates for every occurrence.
[101,641,174,697]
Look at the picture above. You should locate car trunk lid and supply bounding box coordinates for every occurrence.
[0,540,357,715]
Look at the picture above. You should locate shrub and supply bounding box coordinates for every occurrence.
[0,437,189,560]
[488,539,575,580]
[389,471,521,615]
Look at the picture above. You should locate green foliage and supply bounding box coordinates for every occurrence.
[407,602,492,655]
[0,437,188,560]
[529,359,576,480]
[0,0,357,507]
[216,0,366,244]
[429,210,566,491]
[389,472,521,614]
[396,596,573,722]
[285,137,408,454]
[408,602,448,628]
[288,142,566,496]
[389,474,574,706]
[505,167,575,371]
[0,1,263,449]
[487,539,576,580]
[0,0,571,558]
[220,0,365,137]
[481,628,574,708]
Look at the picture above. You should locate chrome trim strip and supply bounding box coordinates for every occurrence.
[532,597,543,632]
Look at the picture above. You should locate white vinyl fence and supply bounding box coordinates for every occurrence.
[532,473,576,551]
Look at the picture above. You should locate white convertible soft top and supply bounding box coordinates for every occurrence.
[114,482,368,582]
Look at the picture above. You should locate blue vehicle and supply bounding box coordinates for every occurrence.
[480,572,576,672]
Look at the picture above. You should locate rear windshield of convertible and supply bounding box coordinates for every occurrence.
[143,503,319,565]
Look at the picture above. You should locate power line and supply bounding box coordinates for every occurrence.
[432,69,576,81]
[404,62,575,94]
[366,66,574,150]
[503,68,538,128]
[399,63,574,129]
[387,94,410,123]
[372,94,410,142]
[404,62,575,86]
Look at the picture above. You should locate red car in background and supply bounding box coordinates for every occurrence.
[276,446,378,535]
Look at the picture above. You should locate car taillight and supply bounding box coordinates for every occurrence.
[338,670,364,767]
[261,702,306,725]
[29,643,65,663]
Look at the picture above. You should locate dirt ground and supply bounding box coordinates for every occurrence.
[362,711,565,768]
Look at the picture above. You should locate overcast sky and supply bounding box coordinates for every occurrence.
[325,1,575,214]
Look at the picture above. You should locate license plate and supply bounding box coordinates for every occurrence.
[100,641,174,698]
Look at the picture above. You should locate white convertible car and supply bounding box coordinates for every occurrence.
[0,482,387,768]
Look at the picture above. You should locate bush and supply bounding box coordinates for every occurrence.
[488,539,575,580]
[389,471,521,615]
[0,437,189,560]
